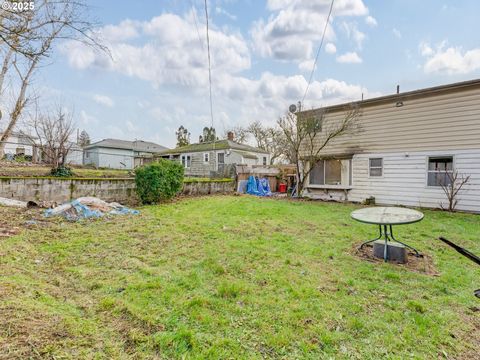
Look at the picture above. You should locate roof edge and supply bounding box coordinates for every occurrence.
[299,78,480,115]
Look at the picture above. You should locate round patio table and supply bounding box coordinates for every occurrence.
[351,207,424,261]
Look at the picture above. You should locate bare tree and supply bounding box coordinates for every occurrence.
[222,126,249,144]
[278,104,361,195]
[440,170,471,212]
[31,104,76,168]
[246,120,291,164]
[0,0,107,156]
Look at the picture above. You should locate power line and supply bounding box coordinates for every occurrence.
[190,0,205,51]
[204,0,218,174]
[204,0,214,130]
[302,0,335,104]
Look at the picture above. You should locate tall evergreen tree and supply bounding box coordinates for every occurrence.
[176,125,190,147]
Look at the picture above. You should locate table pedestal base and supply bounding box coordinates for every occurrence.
[359,224,420,262]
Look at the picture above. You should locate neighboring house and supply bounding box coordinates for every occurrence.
[65,142,84,166]
[299,79,480,213]
[159,132,270,177]
[84,139,168,169]
[0,131,36,158]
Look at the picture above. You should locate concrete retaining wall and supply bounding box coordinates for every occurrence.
[0,177,235,204]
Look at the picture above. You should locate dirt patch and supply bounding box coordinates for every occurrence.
[352,243,440,276]
[0,306,71,359]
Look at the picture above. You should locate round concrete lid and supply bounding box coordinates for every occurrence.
[351,206,424,225]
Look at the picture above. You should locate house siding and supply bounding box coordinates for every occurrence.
[303,82,480,212]
[347,150,480,212]
[181,149,270,176]
[306,86,480,156]
[84,147,134,169]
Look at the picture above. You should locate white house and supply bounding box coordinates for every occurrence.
[0,131,36,159]
[158,132,270,177]
[83,139,168,169]
[299,79,480,213]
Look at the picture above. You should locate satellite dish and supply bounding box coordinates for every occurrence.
[289,104,297,113]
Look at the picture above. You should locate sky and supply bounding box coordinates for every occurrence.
[36,0,480,148]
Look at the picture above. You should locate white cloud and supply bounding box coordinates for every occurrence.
[365,15,377,27]
[419,42,433,56]
[325,42,337,54]
[62,11,378,147]
[420,41,480,75]
[93,94,115,108]
[393,28,402,39]
[253,0,368,62]
[61,11,250,89]
[215,6,237,21]
[80,110,97,125]
[341,21,366,49]
[336,52,362,63]
[298,59,315,72]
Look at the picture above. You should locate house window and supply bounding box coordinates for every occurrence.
[309,159,344,186]
[263,156,267,166]
[181,154,191,168]
[369,158,383,177]
[427,156,453,186]
[203,152,209,163]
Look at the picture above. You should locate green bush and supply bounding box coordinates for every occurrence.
[50,166,74,177]
[135,159,184,204]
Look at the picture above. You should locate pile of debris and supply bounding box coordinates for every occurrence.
[44,197,139,221]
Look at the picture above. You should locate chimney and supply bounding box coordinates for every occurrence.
[227,131,234,141]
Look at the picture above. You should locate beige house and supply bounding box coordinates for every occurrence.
[299,79,480,213]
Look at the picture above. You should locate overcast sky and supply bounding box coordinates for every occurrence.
[38,0,480,148]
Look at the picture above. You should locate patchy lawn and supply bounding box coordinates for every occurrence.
[0,162,133,178]
[0,196,479,359]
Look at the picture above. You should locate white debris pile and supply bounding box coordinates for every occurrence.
[0,197,37,208]
[44,197,139,221]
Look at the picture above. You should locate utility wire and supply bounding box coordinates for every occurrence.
[204,0,214,130]
[204,0,218,174]
[301,0,335,104]
[190,0,205,51]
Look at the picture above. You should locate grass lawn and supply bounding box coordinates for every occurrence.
[0,196,479,359]
[0,163,132,178]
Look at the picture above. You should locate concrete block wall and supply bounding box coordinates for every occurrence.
[0,177,235,204]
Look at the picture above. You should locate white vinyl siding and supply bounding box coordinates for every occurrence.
[346,150,480,213]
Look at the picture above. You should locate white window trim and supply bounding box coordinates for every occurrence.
[308,159,349,187]
[181,154,191,168]
[203,152,209,163]
[368,157,383,178]
[426,155,454,188]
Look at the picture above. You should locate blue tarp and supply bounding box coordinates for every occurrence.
[44,197,139,221]
[246,176,271,197]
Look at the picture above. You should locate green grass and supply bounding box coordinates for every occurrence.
[0,196,479,359]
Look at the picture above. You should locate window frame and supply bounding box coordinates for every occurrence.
[368,157,383,178]
[309,159,347,186]
[426,155,454,187]
[181,154,191,168]
[262,156,267,166]
[203,152,209,163]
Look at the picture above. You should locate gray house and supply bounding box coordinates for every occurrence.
[159,132,270,177]
[84,139,168,169]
